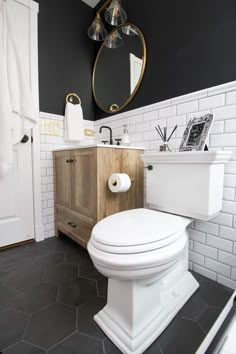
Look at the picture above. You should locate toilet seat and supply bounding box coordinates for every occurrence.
[91,208,191,254]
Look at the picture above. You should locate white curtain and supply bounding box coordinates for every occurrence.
[0,0,37,177]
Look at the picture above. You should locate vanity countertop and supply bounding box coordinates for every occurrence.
[53,144,145,152]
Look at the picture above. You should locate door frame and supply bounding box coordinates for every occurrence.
[30,0,44,241]
[14,0,44,242]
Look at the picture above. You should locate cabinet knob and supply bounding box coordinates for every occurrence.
[68,221,76,228]
[66,159,74,163]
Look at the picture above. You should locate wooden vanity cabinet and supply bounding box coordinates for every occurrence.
[53,146,144,248]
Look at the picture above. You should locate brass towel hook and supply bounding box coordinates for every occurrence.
[66,93,81,105]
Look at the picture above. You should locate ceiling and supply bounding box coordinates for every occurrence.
[81,0,100,8]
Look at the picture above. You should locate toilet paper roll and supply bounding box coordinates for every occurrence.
[108,173,131,193]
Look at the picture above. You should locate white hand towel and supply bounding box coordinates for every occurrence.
[0,0,37,177]
[64,102,84,142]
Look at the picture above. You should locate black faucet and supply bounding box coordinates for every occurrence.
[99,126,113,145]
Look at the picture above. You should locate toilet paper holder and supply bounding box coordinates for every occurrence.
[110,177,135,186]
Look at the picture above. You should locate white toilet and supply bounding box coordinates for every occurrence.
[88,150,231,354]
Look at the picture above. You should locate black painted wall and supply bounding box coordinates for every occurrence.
[36,0,236,121]
[95,0,236,119]
[35,0,95,120]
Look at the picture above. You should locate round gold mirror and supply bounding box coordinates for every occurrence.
[92,23,147,113]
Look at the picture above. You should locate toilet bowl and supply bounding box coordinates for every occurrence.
[88,151,231,354]
[88,209,198,354]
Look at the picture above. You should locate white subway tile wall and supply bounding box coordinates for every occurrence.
[40,81,236,289]
[39,112,94,239]
[93,81,236,289]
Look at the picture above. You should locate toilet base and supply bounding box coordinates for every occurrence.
[94,270,199,354]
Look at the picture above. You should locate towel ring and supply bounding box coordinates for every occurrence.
[66,93,81,105]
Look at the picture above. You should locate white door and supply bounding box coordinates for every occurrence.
[130,53,143,94]
[0,0,35,248]
[0,136,34,247]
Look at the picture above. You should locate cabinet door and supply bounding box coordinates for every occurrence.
[54,151,71,209]
[71,149,97,219]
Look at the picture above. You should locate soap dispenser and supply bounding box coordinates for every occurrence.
[122,125,130,146]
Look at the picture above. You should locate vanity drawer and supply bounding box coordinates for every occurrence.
[56,208,94,247]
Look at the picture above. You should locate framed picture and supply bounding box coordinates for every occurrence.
[179,113,214,152]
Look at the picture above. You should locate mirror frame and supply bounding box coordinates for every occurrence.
[92,23,147,114]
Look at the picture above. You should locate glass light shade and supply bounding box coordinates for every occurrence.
[88,17,107,41]
[104,0,127,26]
[104,30,123,49]
[122,24,138,36]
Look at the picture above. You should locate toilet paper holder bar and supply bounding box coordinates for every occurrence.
[110,178,135,186]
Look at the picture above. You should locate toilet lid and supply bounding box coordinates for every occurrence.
[92,208,191,254]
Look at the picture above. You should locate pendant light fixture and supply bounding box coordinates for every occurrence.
[122,24,138,36]
[104,30,123,49]
[104,0,127,26]
[88,13,107,41]
[88,0,127,43]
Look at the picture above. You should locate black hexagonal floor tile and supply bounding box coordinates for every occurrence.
[50,237,77,254]
[12,283,58,314]
[1,245,29,259]
[76,246,102,281]
[103,339,122,354]
[5,264,45,291]
[177,293,208,320]
[3,341,46,354]
[97,277,108,298]
[64,251,81,265]
[48,333,104,354]
[197,278,233,308]
[0,285,17,311]
[144,338,163,354]
[158,317,205,354]
[33,253,64,267]
[198,307,222,333]
[190,270,207,283]
[43,263,78,285]
[0,309,28,351]
[24,303,76,350]
[79,261,103,281]
[77,297,106,340]
[0,254,32,273]
[25,241,54,258]
[58,278,97,307]
[103,336,163,354]
[0,271,9,284]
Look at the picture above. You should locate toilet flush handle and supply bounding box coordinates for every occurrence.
[145,165,153,171]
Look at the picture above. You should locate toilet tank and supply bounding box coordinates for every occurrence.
[141,151,231,221]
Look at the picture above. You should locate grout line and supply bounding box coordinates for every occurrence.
[46,331,77,352]
[2,340,22,352]
[22,313,31,340]
[75,330,105,343]
[102,339,106,354]
[22,339,46,351]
